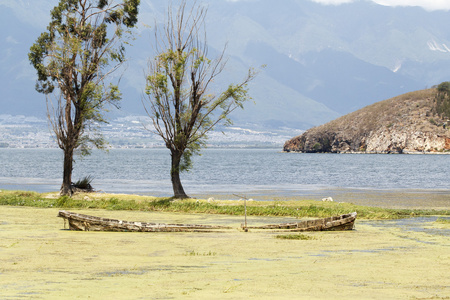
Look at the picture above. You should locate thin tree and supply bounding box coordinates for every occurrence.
[143,1,258,199]
[29,0,140,195]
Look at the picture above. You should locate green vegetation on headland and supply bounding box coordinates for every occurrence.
[1,190,448,220]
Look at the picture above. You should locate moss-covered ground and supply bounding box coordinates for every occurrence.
[0,190,449,299]
[1,206,449,299]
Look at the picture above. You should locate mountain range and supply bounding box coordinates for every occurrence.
[2,0,450,131]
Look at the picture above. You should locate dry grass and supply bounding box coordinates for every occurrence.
[317,89,442,134]
[285,88,450,152]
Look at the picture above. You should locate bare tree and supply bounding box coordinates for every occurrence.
[144,1,258,199]
[29,0,140,195]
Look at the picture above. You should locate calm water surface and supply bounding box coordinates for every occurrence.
[0,148,448,206]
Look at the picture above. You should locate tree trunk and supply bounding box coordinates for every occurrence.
[170,150,189,199]
[60,147,74,196]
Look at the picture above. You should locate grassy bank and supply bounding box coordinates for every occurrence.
[1,190,448,219]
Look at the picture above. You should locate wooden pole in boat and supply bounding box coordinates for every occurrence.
[234,194,248,232]
[244,197,247,231]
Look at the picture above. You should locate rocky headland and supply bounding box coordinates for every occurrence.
[284,88,450,154]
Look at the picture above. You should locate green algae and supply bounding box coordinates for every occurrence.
[0,206,449,299]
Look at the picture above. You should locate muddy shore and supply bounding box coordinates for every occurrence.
[192,189,450,210]
[1,206,449,299]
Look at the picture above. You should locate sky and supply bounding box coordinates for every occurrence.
[311,0,450,11]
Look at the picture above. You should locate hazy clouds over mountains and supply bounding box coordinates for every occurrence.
[2,0,450,130]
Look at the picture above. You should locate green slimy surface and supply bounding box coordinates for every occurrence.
[0,206,449,299]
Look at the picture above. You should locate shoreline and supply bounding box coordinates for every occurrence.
[1,185,449,210]
[283,150,450,154]
[1,189,449,222]
[191,188,450,210]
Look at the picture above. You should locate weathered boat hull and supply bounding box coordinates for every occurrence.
[57,210,231,232]
[243,212,357,231]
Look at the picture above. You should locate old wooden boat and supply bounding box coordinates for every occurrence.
[57,210,231,232]
[242,212,357,231]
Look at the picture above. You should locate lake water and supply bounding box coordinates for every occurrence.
[0,148,448,207]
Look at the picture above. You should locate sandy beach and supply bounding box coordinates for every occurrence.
[0,205,449,299]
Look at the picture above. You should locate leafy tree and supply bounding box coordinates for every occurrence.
[435,82,450,119]
[143,1,258,199]
[29,0,140,195]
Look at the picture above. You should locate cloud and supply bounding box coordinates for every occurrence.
[372,0,450,11]
[235,0,450,9]
[6,36,19,44]
[310,0,355,5]
[310,0,450,11]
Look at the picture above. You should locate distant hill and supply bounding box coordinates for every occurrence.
[3,0,450,130]
[284,88,450,153]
